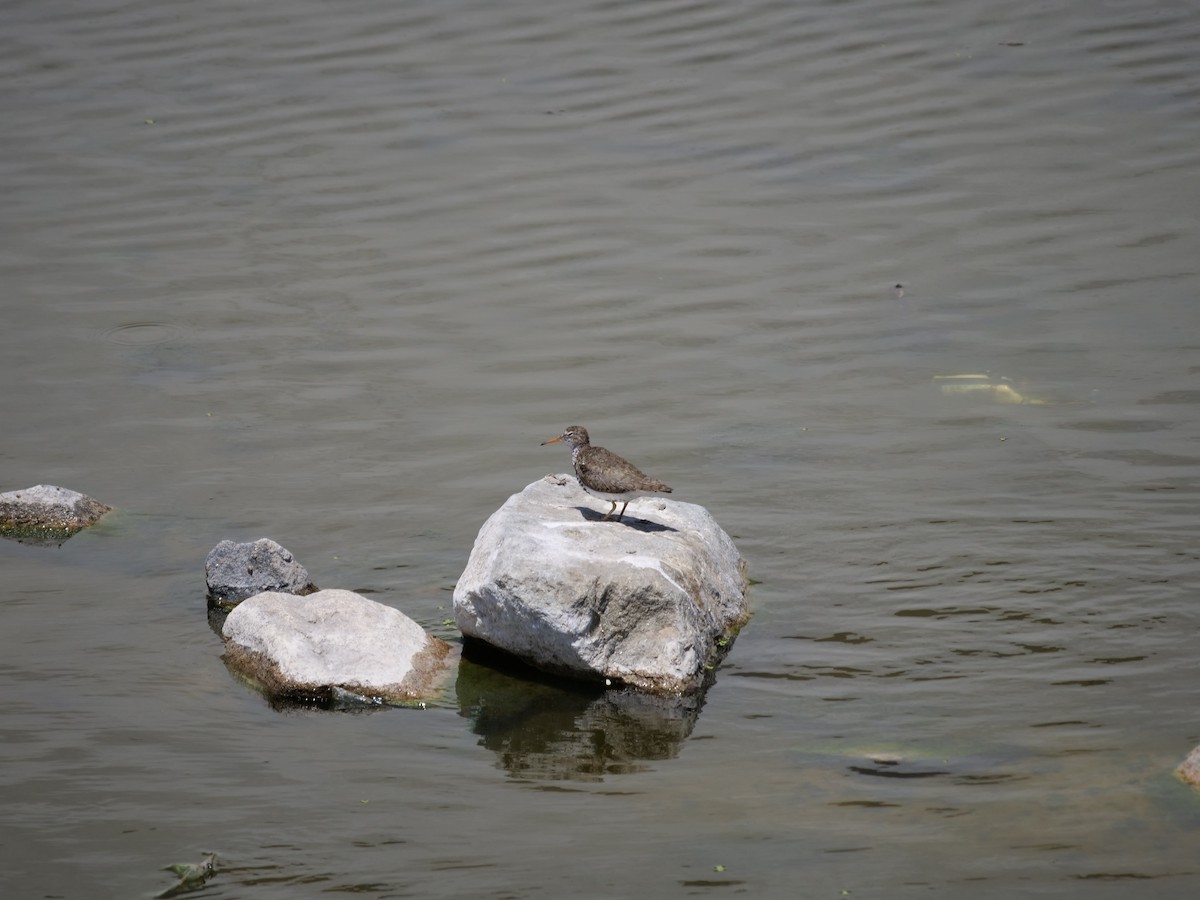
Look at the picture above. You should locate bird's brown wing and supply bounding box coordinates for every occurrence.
[578,447,672,494]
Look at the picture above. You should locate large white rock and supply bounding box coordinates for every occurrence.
[222,589,451,703]
[453,475,750,694]
[1178,745,1200,787]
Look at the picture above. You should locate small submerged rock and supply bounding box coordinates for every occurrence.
[0,484,111,543]
[163,852,218,887]
[205,538,316,608]
[453,475,750,695]
[222,589,452,705]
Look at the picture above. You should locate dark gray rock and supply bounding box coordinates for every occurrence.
[222,589,453,704]
[205,538,315,608]
[453,475,750,695]
[0,484,111,542]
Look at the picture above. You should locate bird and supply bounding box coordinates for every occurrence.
[541,425,673,522]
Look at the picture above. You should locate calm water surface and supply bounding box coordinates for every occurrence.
[3,0,1199,897]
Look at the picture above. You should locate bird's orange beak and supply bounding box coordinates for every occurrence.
[541,434,564,445]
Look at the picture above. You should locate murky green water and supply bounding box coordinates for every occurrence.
[3,0,1199,897]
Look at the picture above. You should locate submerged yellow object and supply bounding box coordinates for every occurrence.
[933,373,1048,405]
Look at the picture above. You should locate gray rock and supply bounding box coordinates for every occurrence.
[453,475,750,695]
[1178,745,1200,787]
[0,484,111,540]
[205,538,315,607]
[222,589,452,704]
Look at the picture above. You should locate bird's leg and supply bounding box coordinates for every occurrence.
[603,501,617,520]
[617,501,630,522]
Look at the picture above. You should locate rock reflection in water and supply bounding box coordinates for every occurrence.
[456,648,704,782]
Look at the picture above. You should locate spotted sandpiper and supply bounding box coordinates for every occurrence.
[541,425,673,522]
